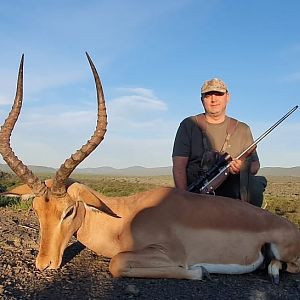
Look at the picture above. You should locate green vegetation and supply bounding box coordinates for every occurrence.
[71,174,172,197]
[0,170,31,210]
[0,171,26,210]
[264,196,300,228]
[0,170,21,191]
[0,172,170,209]
[1,172,300,229]
[262,176,300,228]
[72,175,156,196]
[0,196,33,210]
[0,195,20,207]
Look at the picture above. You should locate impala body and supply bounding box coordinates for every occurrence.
[1,55,300,284]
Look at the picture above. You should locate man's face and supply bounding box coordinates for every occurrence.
[201,91,230,118]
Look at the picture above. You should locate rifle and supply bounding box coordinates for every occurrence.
[187,105,298,194]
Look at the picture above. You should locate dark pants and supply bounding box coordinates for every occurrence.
[215,174,241,199]
[246,175,267,207]
[215,174,267,207]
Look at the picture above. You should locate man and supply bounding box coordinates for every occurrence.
[172,78,267,207]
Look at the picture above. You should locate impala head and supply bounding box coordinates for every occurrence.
[32,188,87,269]
[0,53,107,270]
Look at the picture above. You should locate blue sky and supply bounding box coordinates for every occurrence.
[0,0,299,169]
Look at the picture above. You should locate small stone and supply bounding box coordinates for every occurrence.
[125,284,140,296]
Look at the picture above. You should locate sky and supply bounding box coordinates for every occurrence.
[0,0,300,169]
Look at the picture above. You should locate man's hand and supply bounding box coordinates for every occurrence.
[229,158,243,174]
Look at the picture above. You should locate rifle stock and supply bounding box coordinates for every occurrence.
[187,105,298,194]
[198,165,230,194]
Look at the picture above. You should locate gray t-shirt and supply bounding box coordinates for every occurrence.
[172,115,259,197]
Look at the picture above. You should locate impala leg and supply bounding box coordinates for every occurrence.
[109,246,206,280]
[268,259,283,285]
[286,261,300,273]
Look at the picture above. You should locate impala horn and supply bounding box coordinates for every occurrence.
[0,55,47,196]
[51,52,107,196]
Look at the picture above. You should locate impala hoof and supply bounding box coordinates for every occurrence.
[268,259,282,285]
[271,274,280,285]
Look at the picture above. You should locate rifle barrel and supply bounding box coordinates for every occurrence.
[237,105,298,159]
[196,105,298,194]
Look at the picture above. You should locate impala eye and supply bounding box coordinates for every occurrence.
[63,206,75,220]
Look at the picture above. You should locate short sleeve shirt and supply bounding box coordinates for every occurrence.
[172,115,259,187]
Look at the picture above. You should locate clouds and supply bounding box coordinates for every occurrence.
[8,86,170,134]
[109,87,167,123]
[1,1,300,169]
[0,85,176,168]
[111,87,167,111]
[0,1,188,69]
[0,56,88,109]
[82,136,174,169]
[98,87,176,168]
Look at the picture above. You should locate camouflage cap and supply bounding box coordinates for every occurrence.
[201,78,228,94]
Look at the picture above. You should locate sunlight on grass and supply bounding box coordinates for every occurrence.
[1,172,300,228]
[0,196,33,210]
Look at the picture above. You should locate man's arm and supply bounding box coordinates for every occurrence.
[172,156,189,190]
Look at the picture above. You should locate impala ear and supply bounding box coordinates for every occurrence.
[67,183,120,218]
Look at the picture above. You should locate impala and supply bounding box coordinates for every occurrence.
[1,54,300,284]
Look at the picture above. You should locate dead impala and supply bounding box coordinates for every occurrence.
[1,54,300,284]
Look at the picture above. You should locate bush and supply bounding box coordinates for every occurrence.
[0,170,21,190]
[0,184,6,193]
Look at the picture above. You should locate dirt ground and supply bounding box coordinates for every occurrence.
[1,208,300,300]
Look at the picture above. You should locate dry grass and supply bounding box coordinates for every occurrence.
[1,173,300,228]
[71,174,173,196]
[263,176,300,228]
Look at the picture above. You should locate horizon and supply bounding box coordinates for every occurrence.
[0,1,300,169]
[1,162,300,171]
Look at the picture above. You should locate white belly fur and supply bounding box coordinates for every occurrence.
[189,252,264,274]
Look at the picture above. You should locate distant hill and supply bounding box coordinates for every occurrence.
[75,166,172,176]
[1,163,300,177]
[0,164,172,176]
[258,166,300,177]
[0,164,56,174]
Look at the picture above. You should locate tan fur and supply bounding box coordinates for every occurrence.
[10,182,300,281]
[2,55,300,282]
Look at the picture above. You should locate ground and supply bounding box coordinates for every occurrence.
[1,207,300,300]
